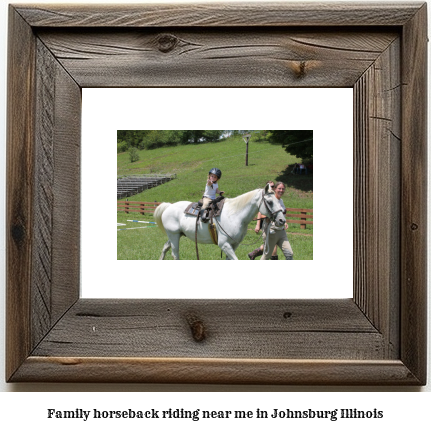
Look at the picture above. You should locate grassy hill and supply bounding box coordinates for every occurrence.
[117,135,312,208]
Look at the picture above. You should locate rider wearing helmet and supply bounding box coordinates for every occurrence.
[200,168,224,222]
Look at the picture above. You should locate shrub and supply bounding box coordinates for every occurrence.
[129,147,140,162]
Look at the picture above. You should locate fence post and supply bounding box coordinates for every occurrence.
[125,201,129,214]
[140,202,145,215]
[300,211,307,229]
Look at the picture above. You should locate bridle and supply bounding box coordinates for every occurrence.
[258,189,286,255]
[258,189,283,223]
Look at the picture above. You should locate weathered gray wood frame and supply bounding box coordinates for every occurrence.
[6,2,427,384]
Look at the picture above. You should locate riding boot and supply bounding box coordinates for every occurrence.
[200,209,209,223]
[270,255,279,260]
[248,247,263,260]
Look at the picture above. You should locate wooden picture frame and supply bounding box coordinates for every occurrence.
[6,2,427,385]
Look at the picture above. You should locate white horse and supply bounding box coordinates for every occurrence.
[153,183,286,260]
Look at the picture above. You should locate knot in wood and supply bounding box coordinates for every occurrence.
[157,34,178,53]
[11,222,26,245]
[411,223,419,231]
[292,61,307,79]
[288,60,321,79]
[186,314,206,342]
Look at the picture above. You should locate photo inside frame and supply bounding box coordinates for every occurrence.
[81,88,353,299]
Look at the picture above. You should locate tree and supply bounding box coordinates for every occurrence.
[268,130,313,160]
[254,130,269,141]
[223,130,253,137]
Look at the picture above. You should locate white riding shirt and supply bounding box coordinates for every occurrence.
[203,181,218,200]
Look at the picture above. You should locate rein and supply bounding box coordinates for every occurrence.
[214,216,265,247]
[195,213,200,260]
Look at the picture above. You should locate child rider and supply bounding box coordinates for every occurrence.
[200,168,224,222]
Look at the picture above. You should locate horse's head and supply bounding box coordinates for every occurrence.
[260,183,286,227]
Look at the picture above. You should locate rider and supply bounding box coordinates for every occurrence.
[200,168,224,222]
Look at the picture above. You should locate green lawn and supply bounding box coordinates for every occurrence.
[117,211,313,260]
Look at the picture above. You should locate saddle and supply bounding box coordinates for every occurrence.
[184,196,225,219]
[185,196,225,247]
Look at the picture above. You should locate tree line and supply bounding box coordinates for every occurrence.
[117,130,227,152]
[118,130,312,160]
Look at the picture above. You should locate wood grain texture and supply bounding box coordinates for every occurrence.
[37,29,398,88]
[32,40,56,347]
[400,3,428,384]
[6,7,36,381]
[7,8,82,380]
[50,53,81,325]
[31,36,82,350]
[32,299,383,359]
[6,2,427,385]
[14,2,423,27]
[353,38,401,358]
[12,357,420,385]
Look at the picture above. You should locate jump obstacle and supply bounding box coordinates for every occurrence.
[117,220,158,231]
[117,226,152,231]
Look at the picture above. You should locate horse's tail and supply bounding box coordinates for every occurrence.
[154,202,171,237]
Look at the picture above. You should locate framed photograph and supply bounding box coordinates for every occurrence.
[6,2,427,384]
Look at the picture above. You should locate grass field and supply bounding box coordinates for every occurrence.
[117,136,313,260]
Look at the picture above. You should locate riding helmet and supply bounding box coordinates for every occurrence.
[209,168,222,179]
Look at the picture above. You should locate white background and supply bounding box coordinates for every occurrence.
[82,87,353,299]
[0,0,429,419]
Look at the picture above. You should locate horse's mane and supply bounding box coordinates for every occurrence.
[225,189,261,213]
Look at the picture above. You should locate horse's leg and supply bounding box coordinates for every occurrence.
[168,233,181,260]
[159,240,171,260]
[220,241,238,260]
